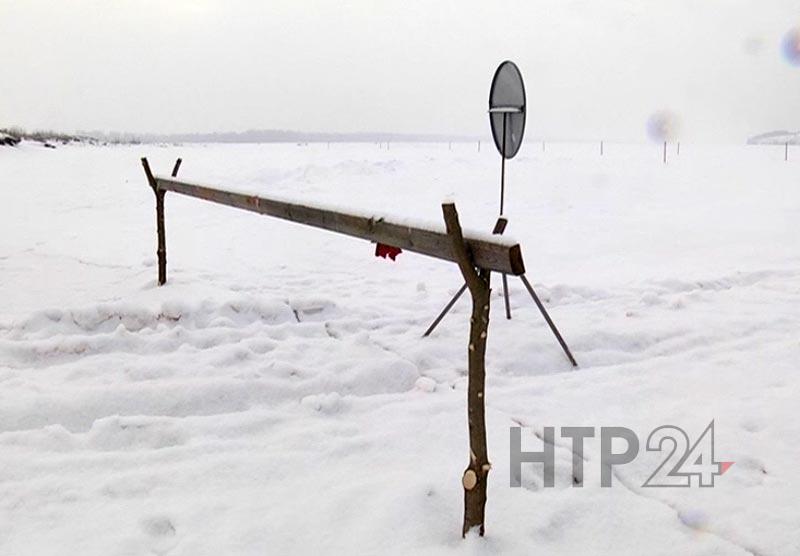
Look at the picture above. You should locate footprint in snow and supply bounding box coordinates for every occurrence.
[141,516,178,554]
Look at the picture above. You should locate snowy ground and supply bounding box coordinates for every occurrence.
[1,140,799,555]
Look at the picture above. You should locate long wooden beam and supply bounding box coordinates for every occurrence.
[153,176,525,275]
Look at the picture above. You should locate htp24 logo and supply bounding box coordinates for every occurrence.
[510,420,734,488]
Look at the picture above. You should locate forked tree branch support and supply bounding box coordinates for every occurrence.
[442,203,491,537]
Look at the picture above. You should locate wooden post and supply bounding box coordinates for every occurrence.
[677,142,680,156]
[663,141,667,164]
[442,203,491,538]
[141,157,181,286]
[478,140,481,152]
[786,142,789,162]
[600,140,604,156]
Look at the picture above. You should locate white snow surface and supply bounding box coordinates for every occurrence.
[1,141,799,555]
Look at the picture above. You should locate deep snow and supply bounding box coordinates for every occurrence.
[1,141,799,555]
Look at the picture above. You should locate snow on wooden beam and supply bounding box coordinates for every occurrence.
[152,175,526,275]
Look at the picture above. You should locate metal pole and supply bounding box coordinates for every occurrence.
[423,283,468,337]
[500,113,507,215]
[501,274,512,319]
[492,215,512,320]
[519,275,578,367]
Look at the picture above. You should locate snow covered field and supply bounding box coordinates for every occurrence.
[1,141,799,555]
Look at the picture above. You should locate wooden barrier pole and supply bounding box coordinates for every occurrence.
[442,202,491,538]
[153,175,525,275]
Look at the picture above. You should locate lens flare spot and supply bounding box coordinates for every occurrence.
[783,28,800,66]
[646,110,680,142]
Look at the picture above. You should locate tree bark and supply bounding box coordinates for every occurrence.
[441,203,491,538]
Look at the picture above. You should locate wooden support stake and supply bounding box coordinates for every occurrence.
[142,157,182,286]
[442,202,491,538]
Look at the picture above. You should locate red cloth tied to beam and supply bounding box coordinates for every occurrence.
[375,243,402,261]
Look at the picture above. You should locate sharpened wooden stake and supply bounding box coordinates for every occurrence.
[442,202,491,538]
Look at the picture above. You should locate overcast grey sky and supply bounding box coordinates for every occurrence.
[0,0,798,142]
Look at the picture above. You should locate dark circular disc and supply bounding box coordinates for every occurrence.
[489,61,526,159]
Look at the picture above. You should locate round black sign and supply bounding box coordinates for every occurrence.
[489,61,526,159]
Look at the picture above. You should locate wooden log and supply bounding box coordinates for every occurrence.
[442,202,491,537]
[152,176,526,275]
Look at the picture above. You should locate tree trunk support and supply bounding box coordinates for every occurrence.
[442,203,491,538]
[141,157,182,286]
